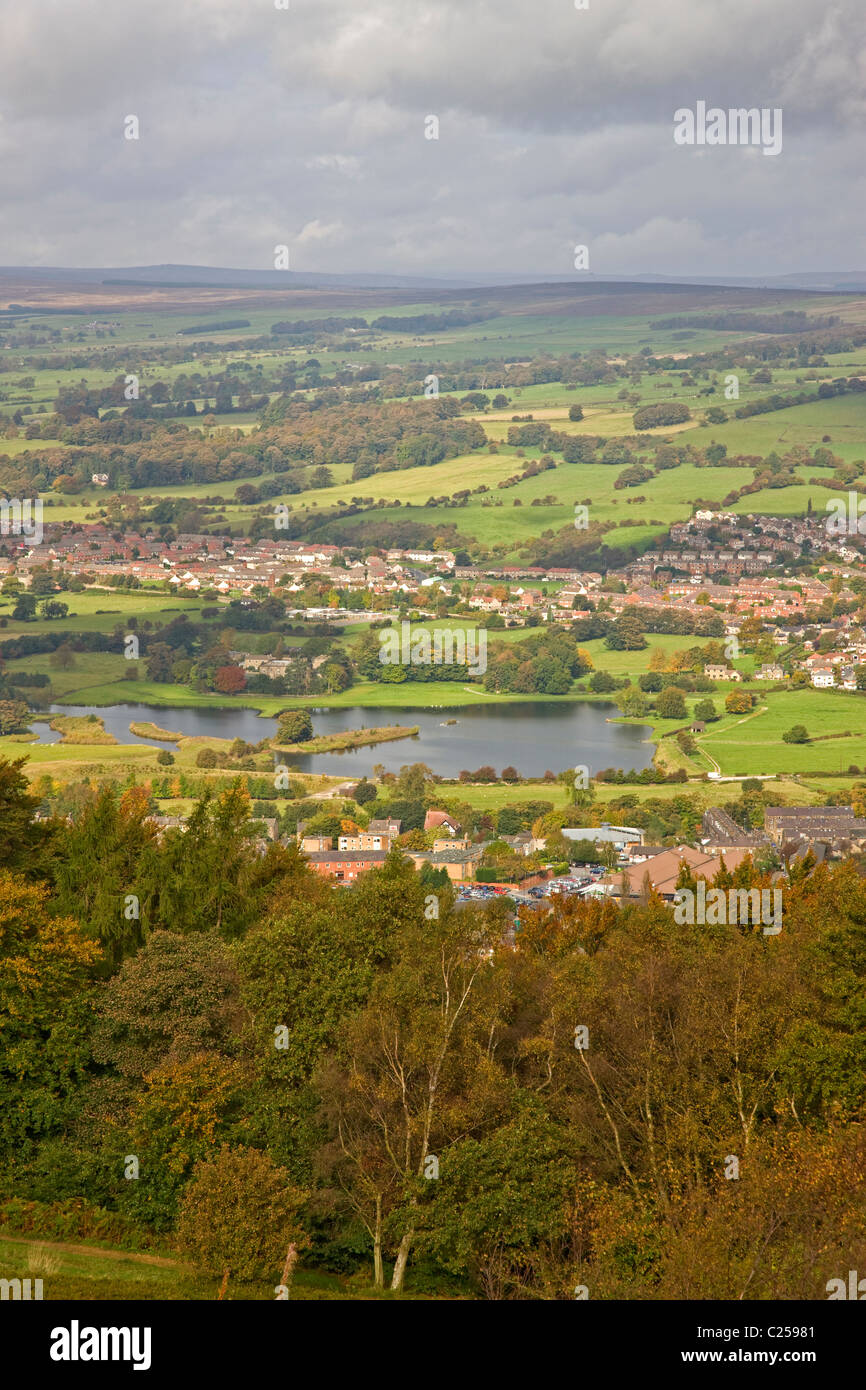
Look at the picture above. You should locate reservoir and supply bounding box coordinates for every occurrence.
[35,700,655,779]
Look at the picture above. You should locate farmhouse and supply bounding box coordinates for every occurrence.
[704,664,741,682]
[239,654,297,677]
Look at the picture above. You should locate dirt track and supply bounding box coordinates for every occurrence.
[0,1231,179,1268]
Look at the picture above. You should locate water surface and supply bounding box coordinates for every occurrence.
[34,700,654,778]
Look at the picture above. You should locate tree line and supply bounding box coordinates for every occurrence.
[2,753,865,1297]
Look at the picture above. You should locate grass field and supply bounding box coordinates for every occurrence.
[445,774,831,813]
[707,391,866,463]
[0,436,68,454]
[0,1233,435,1300]
[19,668,608,713]
[695,688,866,775]
[0,588,212,636]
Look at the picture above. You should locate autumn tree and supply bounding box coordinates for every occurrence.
[0,756,55,873]
[419,1104,579,1299]
[213,664,246,695]
[0,872,101,1165]
[177,1145,308,1292]
[118,1053,241,1231]
[277,708,313,744]
[92,931,244,1082]
[316,895,506,1291]
[725,690,753,714]
[52,785,160,967]
[0,699,32,734]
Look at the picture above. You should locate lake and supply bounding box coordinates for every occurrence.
[32,701,655,779]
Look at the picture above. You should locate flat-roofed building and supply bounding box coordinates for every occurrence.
[561,823,644,850]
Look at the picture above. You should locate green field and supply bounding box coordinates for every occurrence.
[6,283,866,559]
[446,773,829,814]
[695,689,866,775]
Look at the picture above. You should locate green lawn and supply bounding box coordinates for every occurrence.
[0,436,68,454]
[695,689,866,775]
[580,634,707,678]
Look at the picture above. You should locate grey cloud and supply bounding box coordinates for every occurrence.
[0,0,863,276]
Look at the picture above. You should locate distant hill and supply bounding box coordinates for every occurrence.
[1,264,866,293]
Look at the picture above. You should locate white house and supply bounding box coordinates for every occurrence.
[811,667,835,688]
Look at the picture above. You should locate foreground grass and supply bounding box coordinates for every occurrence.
[0,1235,446,1301]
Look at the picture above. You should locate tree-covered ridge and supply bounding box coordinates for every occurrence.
[0,397,487,496]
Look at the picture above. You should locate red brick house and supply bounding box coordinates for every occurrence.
[305,850,388,883]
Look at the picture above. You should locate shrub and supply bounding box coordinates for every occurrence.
[176,1147,308,1285]
[277,709,314,744]
[589,671,617,693]
[656,688,687,719]
[633,402,691,430]
[782,724,809,744]
[352,778,378,805]
[694,698,718,722]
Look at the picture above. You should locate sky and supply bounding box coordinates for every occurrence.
[0,0,864,278]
